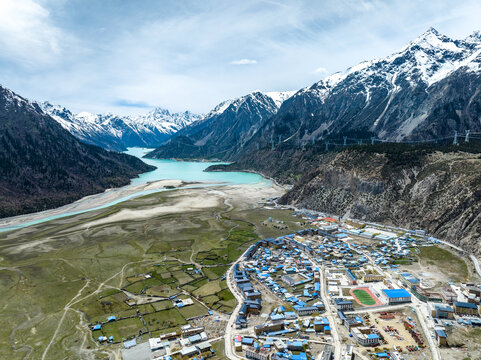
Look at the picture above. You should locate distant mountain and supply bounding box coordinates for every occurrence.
[0,85,155,218]
[247,28,481,149]
[40,102,202,151]
[146,90,295,160]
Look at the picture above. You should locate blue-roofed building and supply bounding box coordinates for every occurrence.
[92,324,101,330]
[334,298,354,311]
[107,315,116,322]
[123,339,136,349]
[242,337,254,345]
[454,301,479,315]
[432,304,454,319]
[287,341,304,351]
[382,289,411,304]
[435,329,448,346]
[189,334,202,344]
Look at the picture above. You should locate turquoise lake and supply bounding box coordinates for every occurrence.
[0,148,269,232]
[128,147,268,186]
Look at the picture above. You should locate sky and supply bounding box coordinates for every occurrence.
[1,0,480,115]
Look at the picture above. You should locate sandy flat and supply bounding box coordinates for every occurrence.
[0,177,284,233]
[0,179,187,231]
[78,183,285,229]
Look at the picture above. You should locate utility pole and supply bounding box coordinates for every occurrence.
[256,143,260,151]
[343,136,347,146]
[465,130,471,143]
[371,137,375,145]
[301,142,306,151]
[325,141,329,151]
[453,131,458,146]
[278,135,281,145]
[311,138,315,145]
[270,134,274,150]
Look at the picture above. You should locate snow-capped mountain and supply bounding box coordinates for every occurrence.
[252,28,481,146]
[146,90,294,160]
[39,102,202,151]
[0,85,153,217]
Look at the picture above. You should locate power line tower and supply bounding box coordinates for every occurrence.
[453,131,458,146]
[358,140,363,145]
[311,138,315,145]
[301,142,306,151]
[465,130,471,143]
[325,141,329,151]
[371,137,375,145]
[343,136,347,146]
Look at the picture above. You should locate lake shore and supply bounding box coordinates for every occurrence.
[0,179,284,233]
[0,179,189,232]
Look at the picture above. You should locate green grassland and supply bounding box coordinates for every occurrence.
[417,246,470,282]
[0,187,307,359]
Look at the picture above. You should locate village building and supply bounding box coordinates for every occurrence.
[382,289,411,304]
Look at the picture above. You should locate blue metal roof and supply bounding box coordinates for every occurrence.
[454,301,477,309]
[382,289,411,298]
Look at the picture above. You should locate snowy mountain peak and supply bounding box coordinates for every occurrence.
[206,90,294,118]
[301,27,481,101]
[38,102,202,151]
[410,29,457,50]
[1,85,36,111]
[264,91,296,107]
[465,30,481,44]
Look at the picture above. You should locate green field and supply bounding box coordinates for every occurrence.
[352,289,376,305]
[417,246,470,282]
[0,186,307,359]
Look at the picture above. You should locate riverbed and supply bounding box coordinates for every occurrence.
[0,148,271,232]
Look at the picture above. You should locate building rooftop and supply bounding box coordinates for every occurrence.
[382,289,411,298]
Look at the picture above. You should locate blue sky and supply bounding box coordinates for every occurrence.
[1,0,480,114]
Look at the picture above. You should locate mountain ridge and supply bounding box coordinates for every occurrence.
[146,90,295,160]
[0,85,154,218]
[40,102,202,151]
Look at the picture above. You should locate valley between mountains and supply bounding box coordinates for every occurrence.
[2,26,481,360]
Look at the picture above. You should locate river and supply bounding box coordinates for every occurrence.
[0,148,269,232]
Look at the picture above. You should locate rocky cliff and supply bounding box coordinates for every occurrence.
[278,145,481,254]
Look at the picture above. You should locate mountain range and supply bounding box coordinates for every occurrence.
[40,102,202,151]
[146,91,295,160]
[0,85,154,218]
[148,28,481,161]
[201,28,481,255]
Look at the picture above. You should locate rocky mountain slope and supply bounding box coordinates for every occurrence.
[278,144,481,255]
[0,85,155,218]
[146,91,294,160]
[40,102,202,151]
[210,142,481,254]
[244,28,481,152]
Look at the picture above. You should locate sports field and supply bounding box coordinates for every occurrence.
[350,287,382,306]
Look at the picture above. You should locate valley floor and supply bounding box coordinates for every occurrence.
[0,181,294,359]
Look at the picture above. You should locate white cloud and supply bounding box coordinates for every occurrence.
[230,59,258,65]
[2,0,481,115]
[0,0,66,67]
[314,66,328,74]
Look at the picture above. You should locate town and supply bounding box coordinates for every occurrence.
[89,210,481,360]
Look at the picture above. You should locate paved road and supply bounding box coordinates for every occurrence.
[308,258,342,360]
[224,249,250,360]
[470,254,481,278]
